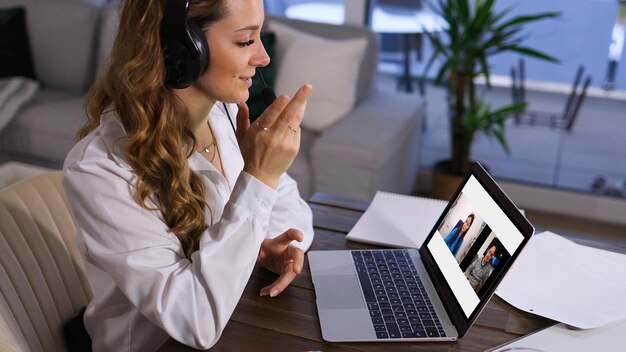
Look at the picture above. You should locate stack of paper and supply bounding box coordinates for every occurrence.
[346,191,446,248]
[496,231,626,329]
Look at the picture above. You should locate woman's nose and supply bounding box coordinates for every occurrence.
[252,41,270,67]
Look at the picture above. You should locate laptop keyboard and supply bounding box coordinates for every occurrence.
[352,250,447,339]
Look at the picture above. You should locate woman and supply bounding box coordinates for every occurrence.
[63,0,313,350]
[444,213,475,258]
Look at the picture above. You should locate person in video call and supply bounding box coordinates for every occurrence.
[62,0,314,350]
[444,213,475,258]
[465,245,498,293]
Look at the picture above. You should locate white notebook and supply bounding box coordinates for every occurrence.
[346,191,447,248]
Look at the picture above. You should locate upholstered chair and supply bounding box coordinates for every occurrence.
[0,172,91,351]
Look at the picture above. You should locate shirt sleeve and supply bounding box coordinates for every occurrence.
[224,102,314,251]
[63,159,277,349]
[264,172,314,251]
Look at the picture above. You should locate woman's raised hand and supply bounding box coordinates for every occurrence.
[236,84,312,189]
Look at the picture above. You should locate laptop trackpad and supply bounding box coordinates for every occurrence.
[315,275,365,310]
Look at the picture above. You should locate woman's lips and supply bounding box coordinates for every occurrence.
[240,76,252,88]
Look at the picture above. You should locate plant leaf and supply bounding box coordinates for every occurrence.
[421,0,561,163]
[506,46,560,63]
[496,12,560,32]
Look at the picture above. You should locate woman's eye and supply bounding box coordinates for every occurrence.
[237,39,255,47]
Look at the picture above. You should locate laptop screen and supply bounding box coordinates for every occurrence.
[424,173,526,319]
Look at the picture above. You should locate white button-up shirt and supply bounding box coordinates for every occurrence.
[62,103,314,351]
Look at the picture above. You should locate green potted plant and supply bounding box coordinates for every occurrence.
[424,0,559,198]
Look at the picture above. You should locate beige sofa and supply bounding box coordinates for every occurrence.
[0,1,425,201]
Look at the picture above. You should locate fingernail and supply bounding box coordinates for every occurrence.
[260,291,268,297]
[270,290,278,297]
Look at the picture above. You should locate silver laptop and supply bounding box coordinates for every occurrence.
[308,163,534,342]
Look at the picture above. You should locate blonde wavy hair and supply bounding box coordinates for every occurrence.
[80,0,228,259]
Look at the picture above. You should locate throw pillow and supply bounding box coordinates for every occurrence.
[0,7,36,80]
[246,32,277,122]
[266,20,368,132]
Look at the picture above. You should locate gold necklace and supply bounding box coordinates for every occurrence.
[200,122,217,163]
[202,140,217,162]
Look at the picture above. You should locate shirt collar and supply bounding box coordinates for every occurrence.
[208,103,244,190]
[99,111,133,171]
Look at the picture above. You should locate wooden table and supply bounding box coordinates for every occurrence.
[160,193,555,351]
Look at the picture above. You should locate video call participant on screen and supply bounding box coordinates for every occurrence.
[444,213,476,257]
[465,245,498,292]
[62,0,314,350]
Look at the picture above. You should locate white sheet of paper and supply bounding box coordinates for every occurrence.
[346,191,446,248]
[489,320,626,352]
[496,231,626,329]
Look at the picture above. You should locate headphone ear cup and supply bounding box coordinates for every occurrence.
[187,20,210,76]
[162,24,208,88]
[163,38,192,88]
[160,0,209,88]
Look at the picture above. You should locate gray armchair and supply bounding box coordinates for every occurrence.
[267,16,425,201]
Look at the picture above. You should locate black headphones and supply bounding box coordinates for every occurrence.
[160,0,210,89]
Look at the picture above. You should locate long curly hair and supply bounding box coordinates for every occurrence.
[79,0,228,260]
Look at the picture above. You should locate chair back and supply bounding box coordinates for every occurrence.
[562,67,592,131]
[0,171,91,352]
[511,58,591,131]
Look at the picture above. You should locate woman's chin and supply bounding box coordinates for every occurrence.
[237,92,250,104]
[221,91,249,105]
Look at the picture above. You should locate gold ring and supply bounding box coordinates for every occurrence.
[258,123,269,131]
[287,124,297,133]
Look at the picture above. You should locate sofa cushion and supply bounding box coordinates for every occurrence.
[0,7,35,80]
[311,89,424,200]
[1,93,84,166]
[267,20,367,132]
[266,16,378,105]
[0,0,99,94]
